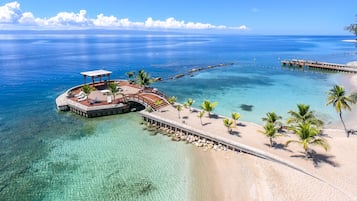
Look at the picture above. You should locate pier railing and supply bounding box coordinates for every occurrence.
[282,59,357,73]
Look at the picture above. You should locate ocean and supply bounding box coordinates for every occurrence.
[0,31,356,200]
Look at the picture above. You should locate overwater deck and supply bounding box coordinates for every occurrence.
[282,59,357,73]
[56,80,169,117]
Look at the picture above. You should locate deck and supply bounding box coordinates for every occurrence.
[282,59,357,73]
[55,80,169,117]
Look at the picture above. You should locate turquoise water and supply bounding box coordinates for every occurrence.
[157,63,340,125]
[0,32,356,200]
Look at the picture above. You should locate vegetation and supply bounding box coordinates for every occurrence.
[285,123,329,158]
[201,100,218,118]
[326,85,354,137]
[198,110,205,125]
[231,112,241,127]
[82,84,95,95]
[154,99,163,111]
[108,82,119,103]
[262,112,282,127]
[168,96,177,105]
[345,15,357,38]
[259,123,280,148]
[125,71,136,83]
[146,106,153,113]
[223,118,234,133]
[136,70,153,89]
[176,105,183,119]
[287,104,323,128]
[184,98,195,112]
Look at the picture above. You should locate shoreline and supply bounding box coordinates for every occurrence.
[187,73,357,201]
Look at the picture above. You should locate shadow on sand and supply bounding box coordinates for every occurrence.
[290,150,339,167]
[229,130,241,137]
[264,143,293,152]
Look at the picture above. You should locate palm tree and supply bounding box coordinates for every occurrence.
[176,105,183,119]
[108,82,119,103]
[168,96,177,105]
[198,110,205,125]
[285,123,329,158]
[184,98,195,112]
[223,118,234,133]
[125,71,135,83]
[262,112,282,126]
[345,15,357,38]
[287,104,323,128]
[82,84,94,95]
[259,123,280,148]
[231,112,241,127]
[201,100,218,118]
[326,85,353,137]
[136,70,153,89]
[154,99,163,111]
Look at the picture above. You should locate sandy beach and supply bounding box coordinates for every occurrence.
[153,74,357,201]
[191,74,357,201]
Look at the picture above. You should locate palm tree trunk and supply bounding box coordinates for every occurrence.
[339,112,349,137]
[269,138,273,148]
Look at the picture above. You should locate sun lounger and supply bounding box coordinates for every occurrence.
[107,96,112,103]
[76,93,86,100]
[78,96,87,102]
[75,91,85,98]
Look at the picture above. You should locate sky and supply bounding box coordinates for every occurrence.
[0,0,356,35]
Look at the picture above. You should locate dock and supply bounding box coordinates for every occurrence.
[281,59,357,73]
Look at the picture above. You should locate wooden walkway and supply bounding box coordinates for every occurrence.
[282,59,357,73]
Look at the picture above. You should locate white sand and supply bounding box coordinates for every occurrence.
[149,73,357,201]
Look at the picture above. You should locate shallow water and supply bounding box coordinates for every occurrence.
[0,32,356,200]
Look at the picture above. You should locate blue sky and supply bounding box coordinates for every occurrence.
[0,0,356,35]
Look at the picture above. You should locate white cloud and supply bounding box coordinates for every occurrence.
[0,1,249,31]
[0,1,22,23]
[45,10,91,27]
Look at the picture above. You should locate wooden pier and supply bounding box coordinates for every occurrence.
[281,59,357,73]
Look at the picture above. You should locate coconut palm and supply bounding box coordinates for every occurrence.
[125,71,135,83]
[198,110,205,125]
[108,82,119,103]
[287,104,323,128]
[136,70,153,89]
[231,112,241,127]
[184,98,195,112]
[168,96,177,105]
[176,105,183,119]
[259,123,280,148]
[201,100,218,118]
[326,85,353,137]
[262,112,282,126]
[345,15,357,37]
[154,99,163,111]
[82,84,94,95]
[223,118,234,133]
[285,123,329,158]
